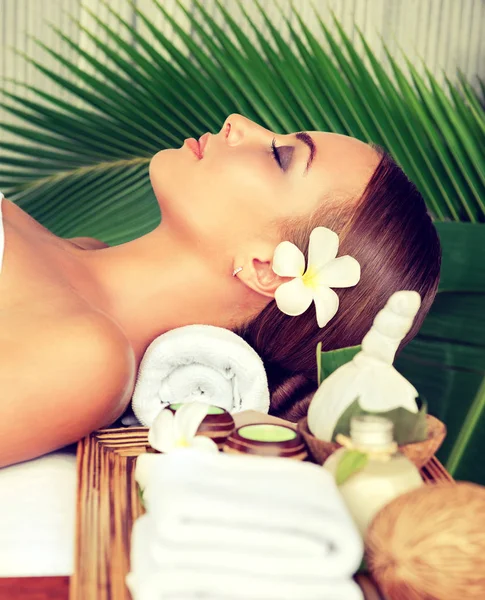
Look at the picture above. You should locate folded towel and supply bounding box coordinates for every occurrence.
[128,517,364,600]
[135,450,363,580]
[131,325,270,425]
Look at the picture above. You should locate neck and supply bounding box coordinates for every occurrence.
[66,223,259,365]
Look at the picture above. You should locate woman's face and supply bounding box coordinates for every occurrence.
[149,114,380,254]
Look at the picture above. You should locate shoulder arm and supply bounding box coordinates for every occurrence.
[67,236,110,250]
[0,312,136,467]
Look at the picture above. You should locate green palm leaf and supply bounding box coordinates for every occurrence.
[1,0,485,481]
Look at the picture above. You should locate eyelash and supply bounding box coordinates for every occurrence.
[271,137,282,169]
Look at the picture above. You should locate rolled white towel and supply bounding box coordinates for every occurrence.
[135,450,363,580]
[128,516,364,600]
[131,324,270,425]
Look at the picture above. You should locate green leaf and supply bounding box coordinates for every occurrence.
[336,449,369,485]
[396,221,485,481]
[357,556,368,574]
[318,345,361,385]
[137,484,145,508]
[333,398,428,446]
[446,376,485,476]
[435,223,485,293]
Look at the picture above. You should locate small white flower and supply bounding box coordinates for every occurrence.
[148,402,219,454]
[272,227,361,328]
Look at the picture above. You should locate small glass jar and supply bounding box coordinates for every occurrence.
[324,415,423,537]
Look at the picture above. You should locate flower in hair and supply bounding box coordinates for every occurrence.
[271,227,361,328]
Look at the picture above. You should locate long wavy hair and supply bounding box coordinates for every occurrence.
[235,147,442,421]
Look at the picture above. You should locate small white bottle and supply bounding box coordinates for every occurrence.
[323,415,423,537]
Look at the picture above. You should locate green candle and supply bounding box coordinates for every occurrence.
[168,403,224,415]
[223,423,307,460]
[206,405,225,415]
[238,424,297,442]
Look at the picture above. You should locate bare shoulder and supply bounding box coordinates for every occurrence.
[0,309,136,467]
[67,236,110,250]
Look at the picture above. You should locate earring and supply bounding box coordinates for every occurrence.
[232,267,243,277]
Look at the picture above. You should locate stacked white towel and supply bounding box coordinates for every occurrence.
[127,450,364,600]
[131,325,270,425]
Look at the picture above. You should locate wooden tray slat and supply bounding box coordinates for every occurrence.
[70,427,453,600]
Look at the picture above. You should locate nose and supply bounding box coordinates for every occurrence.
[222,113,271,147]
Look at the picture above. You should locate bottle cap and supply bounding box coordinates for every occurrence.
[350,415,394,449]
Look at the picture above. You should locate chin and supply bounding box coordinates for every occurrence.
[149,148,199,231]
[149,147,174,182]
[149,148,183,206]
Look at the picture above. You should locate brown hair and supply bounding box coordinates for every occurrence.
[234,147,441,421]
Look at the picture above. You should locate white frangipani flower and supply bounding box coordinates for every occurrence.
[308,290,422,442]
[148,401,219,454]
[272,227,361,328]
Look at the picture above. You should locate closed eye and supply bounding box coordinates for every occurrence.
[271,138,294,172]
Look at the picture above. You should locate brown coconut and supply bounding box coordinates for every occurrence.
[366,482,485,600]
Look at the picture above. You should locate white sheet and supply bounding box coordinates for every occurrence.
[0,450,77,577]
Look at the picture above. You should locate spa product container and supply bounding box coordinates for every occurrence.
[323,415,423,536]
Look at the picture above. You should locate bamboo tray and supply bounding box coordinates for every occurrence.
[69,426,454,600]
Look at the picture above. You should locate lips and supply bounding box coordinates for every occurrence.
[185,138,201,159]
[198,132,210,158]
[185,132,211,159]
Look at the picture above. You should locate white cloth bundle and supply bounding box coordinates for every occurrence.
[129,450,364,600]
[131,325,270,425]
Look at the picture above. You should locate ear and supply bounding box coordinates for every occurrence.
[234,246,288,299]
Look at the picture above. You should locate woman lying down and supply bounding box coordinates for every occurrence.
[0,113,440,469]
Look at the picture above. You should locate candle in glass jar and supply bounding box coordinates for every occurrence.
[223,424,307,460]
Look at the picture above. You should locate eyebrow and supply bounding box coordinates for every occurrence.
[295,131,316,174]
